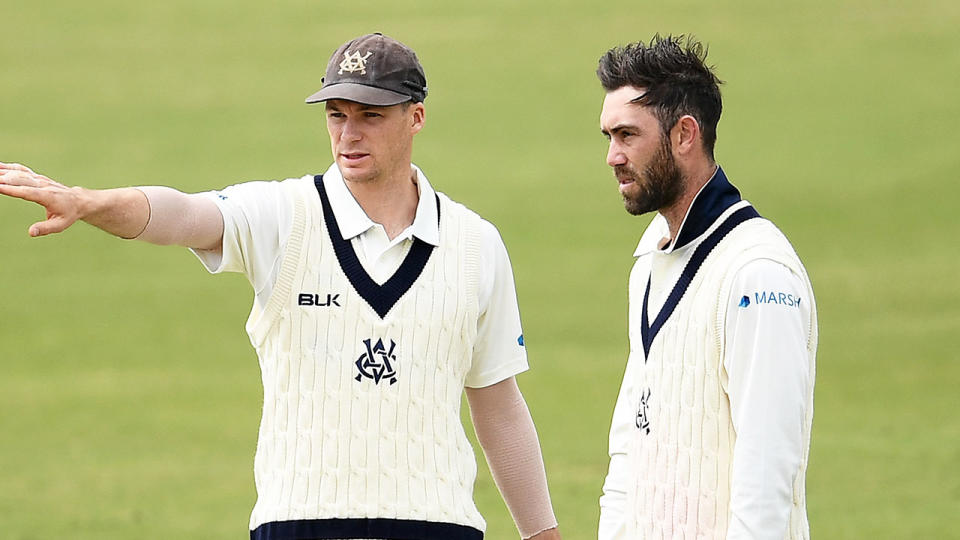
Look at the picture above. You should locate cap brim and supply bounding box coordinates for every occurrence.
[305,83,411,106]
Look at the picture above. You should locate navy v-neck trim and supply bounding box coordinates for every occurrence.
[314,175,439,319]
[641,205,761,358]
[674,166,742,250]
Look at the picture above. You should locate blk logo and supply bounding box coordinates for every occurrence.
[298,293,341,307]
[355,338,398,385]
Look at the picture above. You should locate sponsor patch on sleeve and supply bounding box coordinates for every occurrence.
[740,290,802,308]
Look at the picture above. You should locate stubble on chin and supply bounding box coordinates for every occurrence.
[617,142,683,216]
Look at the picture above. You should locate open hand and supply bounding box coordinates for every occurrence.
[0,162,83,237]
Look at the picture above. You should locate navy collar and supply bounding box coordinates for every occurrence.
[672,165,742,250]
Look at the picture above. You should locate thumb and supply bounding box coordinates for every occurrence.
[29,215,76,237]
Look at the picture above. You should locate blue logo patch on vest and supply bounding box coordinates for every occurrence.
[355,338,398,385]
[753,291,802,308]
[739,295,750,308]
[517,334,524,347]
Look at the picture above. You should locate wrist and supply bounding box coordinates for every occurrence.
[73,186,98,221]
[525,526,561,540]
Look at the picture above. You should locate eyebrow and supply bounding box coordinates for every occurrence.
[601,123,640,138]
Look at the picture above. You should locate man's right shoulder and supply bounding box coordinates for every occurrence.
[215,174,315,200]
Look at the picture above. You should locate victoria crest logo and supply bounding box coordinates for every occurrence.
[355,338,398,385]
[636,388,652,435]
[339,50,373,75]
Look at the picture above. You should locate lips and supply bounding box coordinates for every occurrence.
[614,165,636,186]
[616,173,636,186]
[340,152,369,163]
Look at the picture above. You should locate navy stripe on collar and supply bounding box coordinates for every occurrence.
[315,175,439,319]
[641,205,761,358]
[674,166,742,250]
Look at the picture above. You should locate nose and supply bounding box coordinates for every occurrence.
[340,118,361,142]
[606,142,626,167]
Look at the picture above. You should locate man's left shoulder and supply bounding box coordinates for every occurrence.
[717,214,809,278]
[437,191,499,235]
[729,211,800,253]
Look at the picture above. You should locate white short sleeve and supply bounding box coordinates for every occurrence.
[190,179,297,307]
[464,220,529,388]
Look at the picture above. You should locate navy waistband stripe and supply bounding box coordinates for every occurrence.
[251,517,484,540]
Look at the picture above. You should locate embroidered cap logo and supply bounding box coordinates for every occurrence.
[339,50,373,75]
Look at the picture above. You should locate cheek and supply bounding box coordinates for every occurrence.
[628,143,658,166]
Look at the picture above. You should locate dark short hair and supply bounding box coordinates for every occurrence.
[597,35,723,158]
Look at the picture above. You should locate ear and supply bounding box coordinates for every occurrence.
[410,102,426,135]
[671,115,701,157]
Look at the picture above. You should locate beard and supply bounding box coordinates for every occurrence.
[615,137,684,216]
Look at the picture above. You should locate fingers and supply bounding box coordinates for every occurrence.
[0,183,51,205]
[0,162,36,174]
[29,215,76,237]
[0,169,46,188]
[0,164,79,237]
[0,163,66,189]
[37,174,67,189]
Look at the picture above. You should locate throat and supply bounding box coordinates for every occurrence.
[347,170,420,240]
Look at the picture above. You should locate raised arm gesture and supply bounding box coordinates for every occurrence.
[0,162,222,249]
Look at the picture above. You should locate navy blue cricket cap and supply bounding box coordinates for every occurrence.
[305,33,428,106]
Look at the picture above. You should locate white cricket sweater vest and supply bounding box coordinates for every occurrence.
[244,177,486,536]
[625,215,818,539]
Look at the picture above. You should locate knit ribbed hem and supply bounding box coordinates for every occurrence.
[251,517,483,540]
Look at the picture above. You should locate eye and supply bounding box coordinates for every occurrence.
[327,111,345,119]
[364,111,383,118]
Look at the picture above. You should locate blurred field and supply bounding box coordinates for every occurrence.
[1,0,958,538]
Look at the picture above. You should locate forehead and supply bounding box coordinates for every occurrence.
[325,99,393,112]
[600,86,657,130]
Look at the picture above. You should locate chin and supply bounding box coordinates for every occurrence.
[339,165,375,183]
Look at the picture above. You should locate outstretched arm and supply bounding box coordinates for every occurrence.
[466,377,561,540]
[0,162,222,250]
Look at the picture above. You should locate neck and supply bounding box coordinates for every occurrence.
[660,160,718,243]
[345,164,420,240]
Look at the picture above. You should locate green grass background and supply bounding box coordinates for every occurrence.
[1,0,958,538]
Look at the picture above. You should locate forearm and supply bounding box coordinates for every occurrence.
[82,186,223,250]
[132,186,223,250]
[1,164,220,248]
[77,187,151,239]
[466,378,559,539]
[725,260,813,538]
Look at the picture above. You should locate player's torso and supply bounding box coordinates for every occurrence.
[625,242,734,539]
[623,216,815,539]
[246,177,486,536]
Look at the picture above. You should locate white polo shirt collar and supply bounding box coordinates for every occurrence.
[320,162,441,247]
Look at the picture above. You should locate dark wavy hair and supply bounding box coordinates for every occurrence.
[597,35,724,158]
